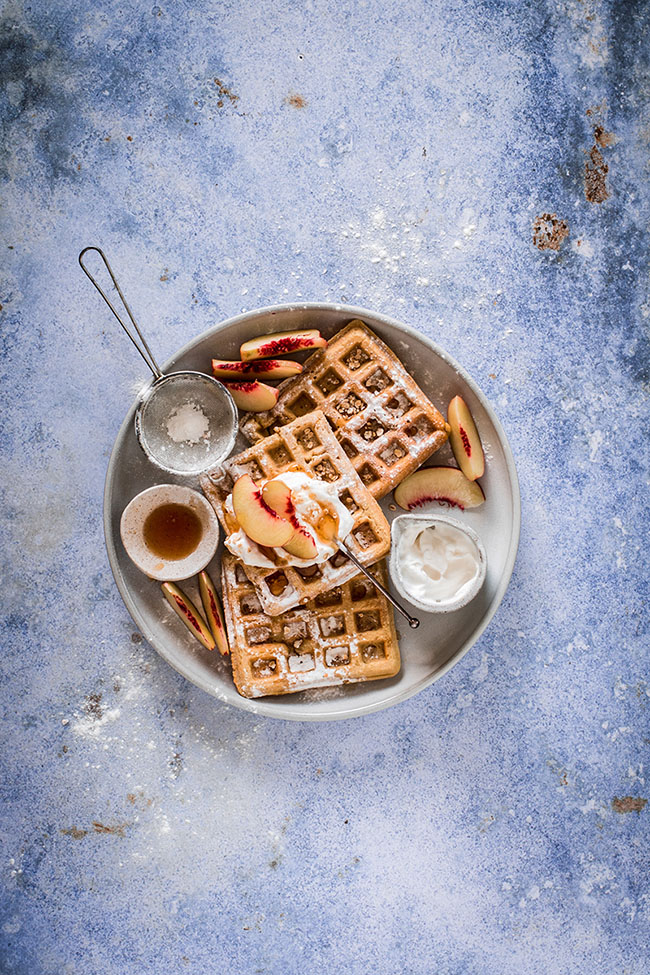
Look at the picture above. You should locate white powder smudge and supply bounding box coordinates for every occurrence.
[588,429,603,462]
[448,690,474,716]
[72,707,121,738]
[471,652,489,683]
[580,797,601,814]
[2,917,21,935]
[572,238,594,258]
[579,859,615,896]
[563,0,609,69]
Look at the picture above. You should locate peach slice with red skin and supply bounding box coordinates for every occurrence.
[161,582,216,651]
[232,474,293,547]
[283,526,319,560]
[240,329,327,361]
[198,570,229,656]
[447,395,485,481]
[394,466,485,511]
[261,480,319,560]
[211,359,303,381]
[225,380,279,412]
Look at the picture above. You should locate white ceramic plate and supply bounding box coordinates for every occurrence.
[104,304,520,721]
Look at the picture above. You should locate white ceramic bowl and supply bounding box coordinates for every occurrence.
[389,513,487,613]
[120,484,219,581]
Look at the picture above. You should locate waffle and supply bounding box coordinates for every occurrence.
[200,411,390,615]
[221,552,400,697]
[240,319,449,498]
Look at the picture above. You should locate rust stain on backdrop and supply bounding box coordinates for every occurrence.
[585,144,609,203]
[612,796,647,814]
[285,93,307,109]
[584,104,613,202]
[214,78,239,107]
[83,693,103,720]
[61,821,131,837]
[533,213,569,251]
[91,821,130,837]
[593,125,615,147]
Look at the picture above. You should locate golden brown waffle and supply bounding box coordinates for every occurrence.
[200,411,390,616]
[221,552,400,697]
[240,319,449,498]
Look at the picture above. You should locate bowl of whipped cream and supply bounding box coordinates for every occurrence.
[390,514,487,613]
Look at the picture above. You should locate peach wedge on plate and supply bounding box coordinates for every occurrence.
[394,466,485,511]
[161,582,216,651]
[211,359,303,381]
[225,380,279,412]
[447,395,485,481]
[198,570,229,656]
[240,329,327,360]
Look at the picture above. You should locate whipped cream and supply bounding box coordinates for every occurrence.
[397,521,481,606]
[225,471,354,569]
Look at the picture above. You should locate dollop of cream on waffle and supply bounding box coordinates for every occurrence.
[225,471,354,569]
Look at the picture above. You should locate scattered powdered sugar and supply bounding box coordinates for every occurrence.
[72,707,121,738]
[165,402,210,444]
[320,614,345,636]
[588,429,604,462]
[287,653,316,673]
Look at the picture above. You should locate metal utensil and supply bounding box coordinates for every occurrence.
[337,537,420,629]
[79,246,238,476]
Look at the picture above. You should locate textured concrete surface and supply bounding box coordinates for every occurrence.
[1,0,649,972]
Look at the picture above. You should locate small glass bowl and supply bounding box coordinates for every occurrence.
[389,513,487,613]
[134,372,238,476]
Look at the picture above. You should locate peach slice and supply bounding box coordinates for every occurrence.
[283,528,319,560]
[211,358,303,381]
[447,395,485,481]
[232,474,293,547]
[240,329,327,361]
[225,380,279,412]
[262,480,319,560]
[198,570,229,656]
[394,466,485,511]
[161,582,216,651]
[261,478,293,520]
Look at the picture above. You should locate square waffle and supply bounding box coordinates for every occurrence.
[240,319,449,498]
[221,552,400,697]
[200,411,390,616]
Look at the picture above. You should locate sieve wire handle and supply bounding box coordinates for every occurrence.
[337,537,420,629]
[79,246,163,380]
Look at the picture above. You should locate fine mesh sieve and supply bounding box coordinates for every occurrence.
[79,247,238,476]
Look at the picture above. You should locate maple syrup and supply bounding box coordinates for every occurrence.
[143,503,203,560]
[316,512,338,542]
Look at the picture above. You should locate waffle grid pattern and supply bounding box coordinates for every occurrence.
[221,553,400,697]
[200,411,390,615]
[240,320,449,498]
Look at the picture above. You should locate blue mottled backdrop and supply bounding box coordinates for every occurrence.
[1,0,649,972]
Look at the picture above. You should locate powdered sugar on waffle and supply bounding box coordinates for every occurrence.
[219,553,400,698]
[200,411,390,616]
[240,320,449,499]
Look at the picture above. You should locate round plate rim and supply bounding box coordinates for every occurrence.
[103,301,521,722]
